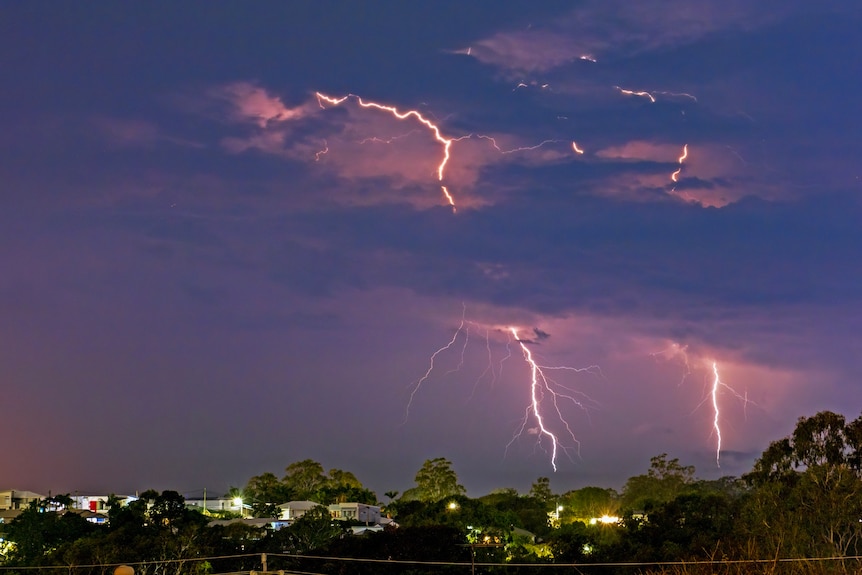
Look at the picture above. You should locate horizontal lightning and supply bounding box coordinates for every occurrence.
[316,92,457,212]
[615,86,656,103]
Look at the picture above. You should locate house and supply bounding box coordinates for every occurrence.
[328,502,381,524]
[185,496,243,514]
[71,494,135,513]
[67,508,109,525]
[0,490,44,511]
[277,500,322,521]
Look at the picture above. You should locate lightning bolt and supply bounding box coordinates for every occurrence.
[671,144,688,184]
[476,135,564,155]
[405,311,599,471]
[510,327,564,470]
[614,87,698,104]
[316,92,457,212]
[315,91,590,212]
[314,140,329,162]
[357,129,420,145]
[651,341,692,386]
[654,90,698,103]
[711,362,723,467]
[615,86,656,103]
[405,307,467,421]
[653,344,752,467]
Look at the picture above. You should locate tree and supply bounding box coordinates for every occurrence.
[267,504,345,554]
[746,411,862,486]
[412,458,466,502]
[559,486,620,523]
[528,477,554,507]
[621,453,695,512]
[245,471,293,507]
[283,459,327,500]
[740,411,862,560]
[316,468,376,504]
[3,498,96,565]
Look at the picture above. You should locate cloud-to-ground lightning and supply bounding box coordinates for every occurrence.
[510,327,565,470]
[652,345,752,467]
[406,309,600,471]
[711,362,723,467]
[316,92,457,211]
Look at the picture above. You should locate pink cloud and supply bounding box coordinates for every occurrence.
[215,82,310,127]
[462,0,793,74]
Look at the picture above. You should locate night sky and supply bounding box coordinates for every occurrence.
[4,1,862,499]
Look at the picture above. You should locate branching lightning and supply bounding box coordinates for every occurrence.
[315,91,589,211]
[652,342,754,467]
[406,309,599,471]
[651,342,692,386]
[704,361,753,467]
[316,92,457,211]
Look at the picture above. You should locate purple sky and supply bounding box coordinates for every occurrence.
[3,1,862,499]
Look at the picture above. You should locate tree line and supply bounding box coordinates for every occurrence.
[2,410,862,574]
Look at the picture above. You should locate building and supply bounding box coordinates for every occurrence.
[0,489,44,511]
[328,502,381,524]
[185,496,243,514]
[278,500,321,521]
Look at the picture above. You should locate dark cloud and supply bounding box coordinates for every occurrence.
[3,2,862,496]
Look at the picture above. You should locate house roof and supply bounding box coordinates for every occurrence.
[0,489,45,499]
[277,500,321,510]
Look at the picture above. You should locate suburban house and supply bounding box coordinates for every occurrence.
[0,489,44,511]
[328,502,381,524]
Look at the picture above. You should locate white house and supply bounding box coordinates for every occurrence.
[278,500,323,521]
[328,502,381,524]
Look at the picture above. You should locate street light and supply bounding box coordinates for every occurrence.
[233,497,243,518]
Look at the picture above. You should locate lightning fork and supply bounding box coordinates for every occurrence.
[316,92,456,211]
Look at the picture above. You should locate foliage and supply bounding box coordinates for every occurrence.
[264,504,346,554]
[244,460,378,515]
[283,459,329,500]
[245,471,294,508]
[528,476,554,507]
[559,486,620,524]
[411,457,466,502]
[3,497,97,565]
[8,412,862,573]
[621,453,696,512]
[739,411,862,562]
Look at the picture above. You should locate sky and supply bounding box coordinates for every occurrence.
[3,1,862,500]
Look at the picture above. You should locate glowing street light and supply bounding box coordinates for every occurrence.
[232,497,243,518]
